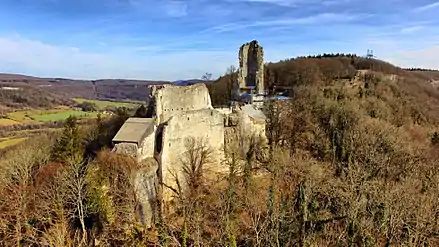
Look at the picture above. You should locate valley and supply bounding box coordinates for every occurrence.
[0,75,147,150]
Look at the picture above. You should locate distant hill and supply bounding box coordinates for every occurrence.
[173,79,209,86]
[0,74,171,103]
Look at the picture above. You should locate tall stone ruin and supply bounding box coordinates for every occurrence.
[237,40,265,97]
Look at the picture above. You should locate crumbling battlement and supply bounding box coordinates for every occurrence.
[150,83,213,124]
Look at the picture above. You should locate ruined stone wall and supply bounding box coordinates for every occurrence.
[152,84,213,124]
[138,127,156,161]
[237,110,266,140]
[215,107,233,115]
[113,142,139,157]
[223,105,268,159]
[134,159,159,227]
[157,109,226,200]
[238,40,265,94]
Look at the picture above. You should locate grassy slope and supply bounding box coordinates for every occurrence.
[0,118,21,126]
[6,108,100,124]
[30,110,96,122]
[73,98,139,110]
[0,137,26,149]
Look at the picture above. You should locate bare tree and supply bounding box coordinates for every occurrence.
[167,137,213,247]
[201,72,213,81]
[0,137,52,246]
[227,65,238,102]
[59,154,90,245]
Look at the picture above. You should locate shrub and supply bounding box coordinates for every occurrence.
[77,101,98,112]
[431,132,439,146]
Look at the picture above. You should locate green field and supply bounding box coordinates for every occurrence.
[73,98,140,110]
[8,109,66,123]
[0,137,26,149]
[6,108,100,124]
[31,110,96,122]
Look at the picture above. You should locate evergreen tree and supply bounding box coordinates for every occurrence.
[51,116,83,163]
[134,104,147,117]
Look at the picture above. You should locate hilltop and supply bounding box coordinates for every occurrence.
[209,54,439,117]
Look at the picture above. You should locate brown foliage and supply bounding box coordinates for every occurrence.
[3,56,439,246]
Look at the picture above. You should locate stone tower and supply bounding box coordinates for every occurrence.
[237,40,265,96]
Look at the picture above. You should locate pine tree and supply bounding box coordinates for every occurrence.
[134,104,147,117]
[51,116,83,163]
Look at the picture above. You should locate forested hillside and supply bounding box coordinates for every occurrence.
[0,73,170,103]
[0,86,74,110]
[1,55,439,246]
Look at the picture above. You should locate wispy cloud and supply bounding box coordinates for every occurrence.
[233,0,302,7]
[201,13,364,34]
[414,1,439,12]
[229,0,352,7]
[388,46,439,69]
[400,25,424,33]
[0,35,235,80]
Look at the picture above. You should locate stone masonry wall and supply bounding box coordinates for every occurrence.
[152,84,213,124]
[238,40,265,95]
[138,127,156,161]
[157,108,225,200]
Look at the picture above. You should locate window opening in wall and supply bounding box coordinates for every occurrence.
[155,129,163,153]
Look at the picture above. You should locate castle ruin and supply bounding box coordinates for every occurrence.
[112,40,268,227]
[235,40,266,108]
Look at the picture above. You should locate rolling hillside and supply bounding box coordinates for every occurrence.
[0,73,170,103]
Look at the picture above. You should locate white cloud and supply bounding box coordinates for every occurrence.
[357,34,439,70]
[228,0,353,7]
[414,1,439,12]
[389,46,439,69]
[237,0,301,6]
[202,13,362,33]
[400,25,424,33]
[0,35,235,80]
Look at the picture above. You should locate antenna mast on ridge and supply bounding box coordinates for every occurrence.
[366,49,375,59]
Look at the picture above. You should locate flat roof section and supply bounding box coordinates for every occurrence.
[112,118,155,144]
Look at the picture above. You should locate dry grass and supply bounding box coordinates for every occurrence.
[0,118,20,126]
[2,57,439,245]
[6,108,98,124]
[0,137,26,149]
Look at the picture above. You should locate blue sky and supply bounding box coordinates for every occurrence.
[0,0,438,80]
